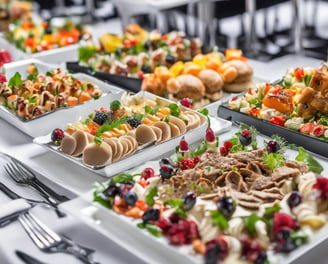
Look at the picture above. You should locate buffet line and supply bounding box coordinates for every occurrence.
[0,8,328,264]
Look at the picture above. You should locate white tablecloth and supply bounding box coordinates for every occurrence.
[0,55,327,264]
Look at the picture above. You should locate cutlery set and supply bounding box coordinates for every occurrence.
[0,154,99,264]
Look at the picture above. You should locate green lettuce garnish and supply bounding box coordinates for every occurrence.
[296,147,323,173]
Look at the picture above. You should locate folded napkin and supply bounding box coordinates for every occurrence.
[0,199,31,225]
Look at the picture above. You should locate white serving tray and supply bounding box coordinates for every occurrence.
[33,91,232,178]
[60,127,328,264]
[0,59,124,137]
[0,37,78,65]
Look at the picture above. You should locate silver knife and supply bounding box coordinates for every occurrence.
[15,250,47,264]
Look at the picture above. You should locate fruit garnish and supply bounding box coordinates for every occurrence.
[205,238,228,263]
[142,208,160,223]
[219,147,228,156]
[159,158,175,167]
[0,74,7,82]
[313,177,328,199]
[205,127,216,142]
[126,117,141,128]
[223,141,233,151]
[240,236,267,263]
[51,128,65,144]
[273,212,297,238]
[287,191,302,208]
[183,192,197,210]
[103,183,122,198]
[180,159,194,170]
[274,228,297,253]
[123,191,138,206]
[217,197,236,218]
[159,164,174,179]
[93,111,108,125]
[180,98,193,108]
[266,140,280,153]
[141,167,155,180]
[239,129,252,146]
[179,137,189,151]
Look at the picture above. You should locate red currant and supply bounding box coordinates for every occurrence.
[180,159,194,170]
[141,167,155,180]
[180,98,193,108]
[223,141,233,151]
[220,147,228,156]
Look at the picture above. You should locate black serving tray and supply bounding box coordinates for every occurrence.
[218,104,328,157]
[66,62,142,93]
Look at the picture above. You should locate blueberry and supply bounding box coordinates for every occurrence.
[144,40,151,50]
[239,130,252,146]
[287,191,302,208]
[103,183,121,198]
[159,158,174,167]
[141,64,152,73]
[123,191,138,206]
[126,118,141,128]
[159,164,174,179]
[266,140,280,153]
[142,208,160,223]
[205,242,221,264]
[217,197,236,218]
[183,192,197,210]
[93,111,108,125]
[254,250,267,264]
[165,55,176,64]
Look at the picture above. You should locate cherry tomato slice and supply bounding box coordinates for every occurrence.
[294,67,305,80]
[269,116,286,127]
[311,125,325,137]
[300,122,315,134]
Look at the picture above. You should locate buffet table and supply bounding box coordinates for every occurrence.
[0,54,327,264]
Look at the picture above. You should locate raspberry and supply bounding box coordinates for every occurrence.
[179,137,189,151]
[273,212,297,238]
[0,74,6,82]
[220,147,228,156]
[206,127,216,142]
[180,98,193,108]
[141,167,155,180]
[193,156,200,164]
[180,159,194,170]
[223,141,233,151]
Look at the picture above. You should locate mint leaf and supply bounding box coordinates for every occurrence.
[93,182,112,209]
[146,186,158,206]
[291,229,309,246]
[210,211,229,230]
[8,72,23,89]
[164,199,183,207]
[296,147,323,174]
[137,223,163,237]
[110,173,136,184]
[243,214,262,237]
[168,103,180,117]
[191,140,207,158]
[263,204,281,219]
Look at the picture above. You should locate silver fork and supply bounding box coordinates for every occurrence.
[4,156,70,203]
[19,212,99,264]
[4,162,66,218]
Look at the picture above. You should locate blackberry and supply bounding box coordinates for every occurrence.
[93,111,108,125]
[141,64,152,73]
[127,118,141,128]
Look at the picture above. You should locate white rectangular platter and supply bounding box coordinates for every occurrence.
[33,91,232,177]
[60,124,328,264]
[0,59,124,137]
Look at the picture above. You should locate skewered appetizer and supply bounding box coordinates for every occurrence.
[6,17,85,53]
[92,125,325,263]
[50,93,207,167]
[0,65,102,120]
[228,64,328,141]
[78,24,202,78]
